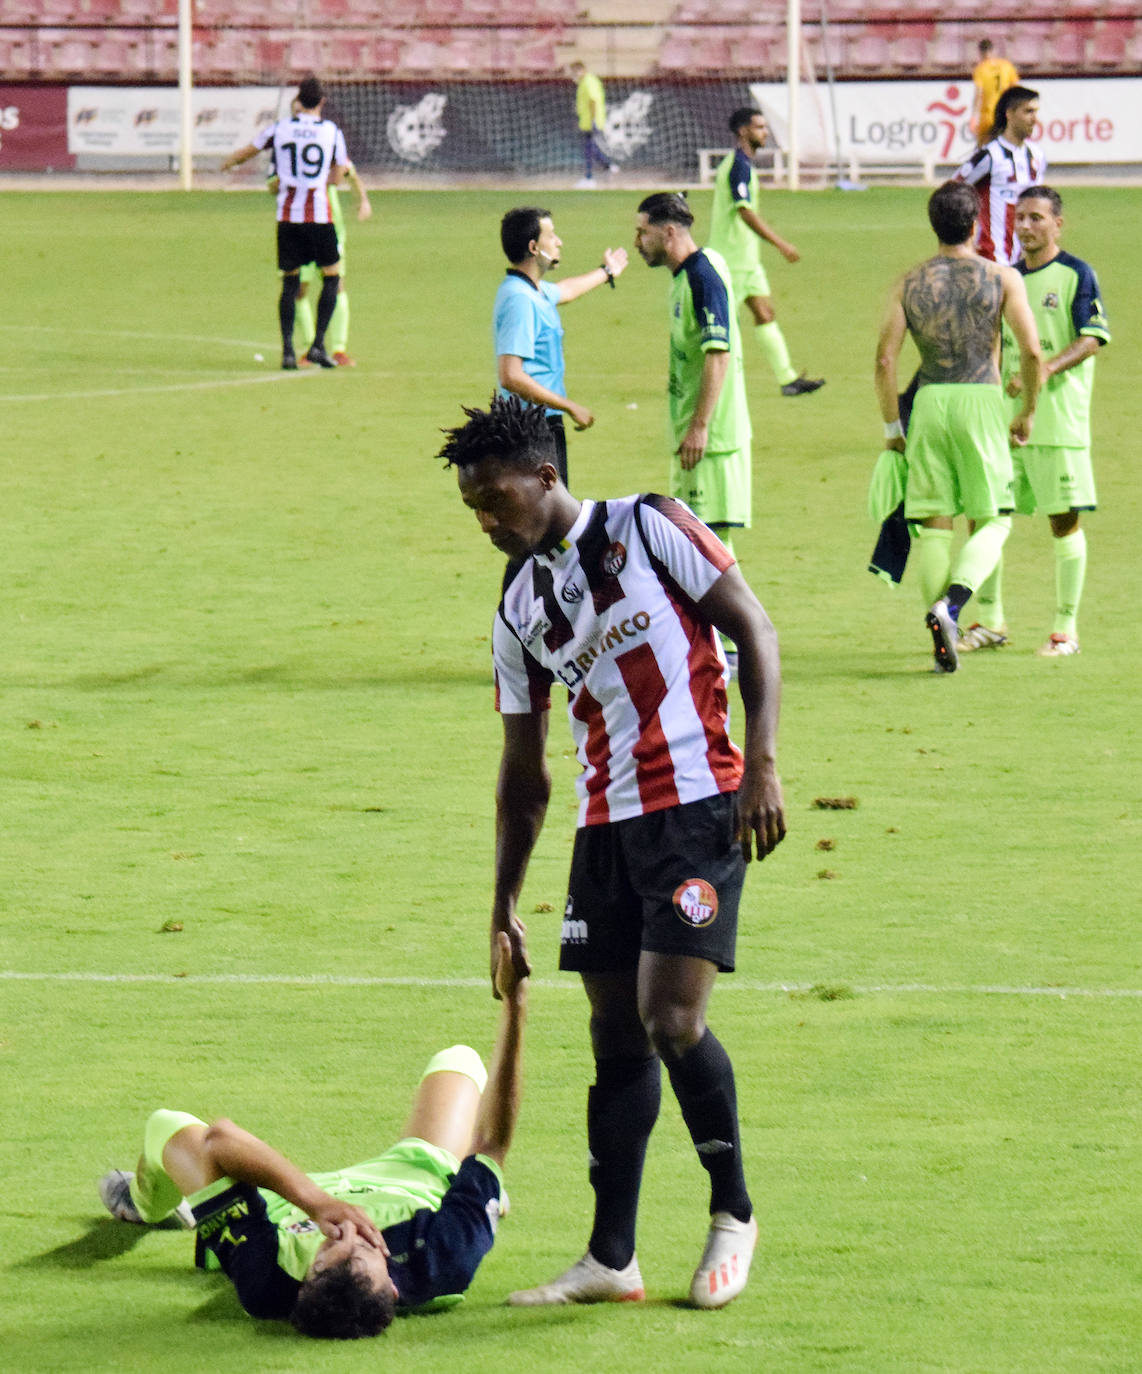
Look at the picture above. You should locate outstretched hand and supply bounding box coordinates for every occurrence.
[491,919,530,999]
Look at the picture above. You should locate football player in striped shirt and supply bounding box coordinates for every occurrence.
[440,394,786,1310]
[223,75,351,370]
[954,86,1045,267]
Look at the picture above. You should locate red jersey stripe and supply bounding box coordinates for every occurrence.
[572,685,612,824]
[616,641,681,812]
[280,186,295,223]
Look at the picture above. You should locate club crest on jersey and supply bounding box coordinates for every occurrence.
[561,581,584,604]
[673,878,718,928]
[1042,291,1059,310]
[518,611,551,648]
[602,541,627,575]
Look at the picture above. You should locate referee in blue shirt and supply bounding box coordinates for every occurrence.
[493,207,628,486]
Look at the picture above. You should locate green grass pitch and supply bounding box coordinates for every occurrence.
[2,185,1140,1372]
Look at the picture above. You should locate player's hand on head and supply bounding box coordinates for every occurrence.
[314,1201,388,1254]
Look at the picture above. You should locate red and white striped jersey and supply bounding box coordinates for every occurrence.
[254,112,348,225]
[955,136,1046,266]
[493,494,744,828]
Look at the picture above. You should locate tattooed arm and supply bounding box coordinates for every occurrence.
[873,277,908,454]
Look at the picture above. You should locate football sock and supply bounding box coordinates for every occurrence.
[292,276,316,352]
[313,274,340,349]
[944,584,973,620]
[949,515,1011,596]
[586,1055,661,1270]
[662,1030,752,1222]
[1053,527,1086,637]
[327,288,350,356]
[755,321,797,387]
[911,525,954,608]
[972,558,1005,629]
[278,274,301,349]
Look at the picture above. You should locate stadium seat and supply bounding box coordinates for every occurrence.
[848,33,890,73]
[1045,22,1088,69]
[1090,19,1131,68]
[892,34,928,70]
[656,32,692,71]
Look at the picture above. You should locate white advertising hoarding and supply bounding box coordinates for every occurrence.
[749,78,1142,166]
[68,86,286,156]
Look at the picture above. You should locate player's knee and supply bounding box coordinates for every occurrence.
[641,1004,705,1061]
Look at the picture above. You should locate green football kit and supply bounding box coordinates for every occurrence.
[709,149,771,300]
[667,246,752,527]
[1008,248,1109,514]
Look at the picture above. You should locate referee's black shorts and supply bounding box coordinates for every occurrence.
[277,222,340,274]
[560,792,745,974]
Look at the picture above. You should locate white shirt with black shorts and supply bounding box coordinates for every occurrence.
[253,111,348,273]
[492,493,748,972]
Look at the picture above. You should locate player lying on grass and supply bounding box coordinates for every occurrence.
[98,934,527,1339]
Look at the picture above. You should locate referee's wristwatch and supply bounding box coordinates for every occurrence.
[600,262,616,288]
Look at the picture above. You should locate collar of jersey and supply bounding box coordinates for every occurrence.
[505,268,539,290]
[540,499,593,562]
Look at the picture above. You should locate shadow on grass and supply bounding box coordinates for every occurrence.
[17,1217,154,1269]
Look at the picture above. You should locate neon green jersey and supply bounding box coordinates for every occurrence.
[667,246,751,453]
[709,148,761,276]
[1011,249,1110,447]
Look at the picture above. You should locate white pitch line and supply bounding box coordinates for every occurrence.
[2,970,1141,998]
[0,372,315,403]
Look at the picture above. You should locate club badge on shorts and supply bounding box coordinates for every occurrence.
[673,878,718,928]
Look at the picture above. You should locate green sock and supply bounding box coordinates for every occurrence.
[327,288,350,356]
[950,516,1011,593]
[911,525,954,608]
[1053,527,1086,637]
[129,1109,206,1222]
[755,321,797,386]
[973,557,1005,629]
[293,280,316,352]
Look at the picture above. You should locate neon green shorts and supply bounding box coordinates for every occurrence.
[729,261,771,302]
[1012,444,1096,515]
[904,384,1014,520]
[671,447,752,528]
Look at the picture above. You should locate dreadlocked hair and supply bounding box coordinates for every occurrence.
[436,393,556,472]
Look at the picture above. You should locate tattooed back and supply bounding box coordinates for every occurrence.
[901,256,1005,386]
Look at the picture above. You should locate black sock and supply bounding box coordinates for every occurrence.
[662,1029,751,1222]
[945,583,973,620]
[586,1056,660,1270]
[278,275,300,350]
[313,275,340,349]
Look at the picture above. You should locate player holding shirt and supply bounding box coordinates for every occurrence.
[708,109,824,397]
[440,394,785,1310]
[998,187,1109,657]
[223,75,350,371]
[954,86,1044,267]
[98,935,527,1340]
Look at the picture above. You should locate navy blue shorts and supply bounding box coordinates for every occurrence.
[560,792,745,974]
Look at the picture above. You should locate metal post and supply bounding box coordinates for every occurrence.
[178,0,192,189]
[787,0,800,190]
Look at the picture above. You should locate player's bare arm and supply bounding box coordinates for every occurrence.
[736,204,799,263]
[556,247,629,304]
[697,566,785,862]
[496,356,595,430]
[221,143,259,171]
[901,257,1005,386]
[168,1118,386,1251]
[678,349,730,470]
[470,932,529,1165]
[873,282,908,454]
[999,264,1042,443]
[490,712,550,990]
